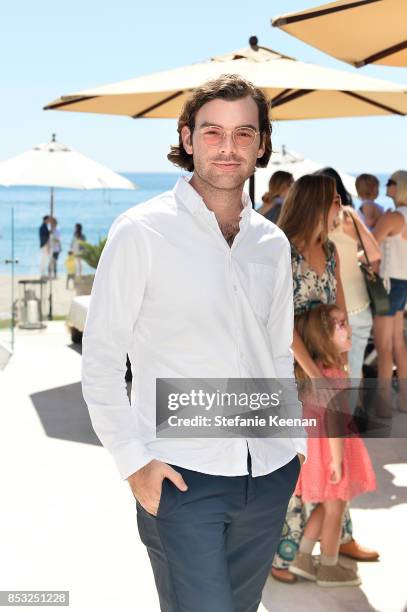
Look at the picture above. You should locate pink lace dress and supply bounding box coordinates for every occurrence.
[295,365,376,502]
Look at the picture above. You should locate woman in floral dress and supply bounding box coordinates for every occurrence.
[271,174,379,583]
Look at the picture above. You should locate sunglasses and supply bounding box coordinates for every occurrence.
[386,179,397,187]
[199,125,260,148]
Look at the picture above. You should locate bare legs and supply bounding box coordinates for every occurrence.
[393,311,407,410]
[302,501,346,557]
[373,315,394,416]
[75,255,83,277]
[373,311,407,414]
[294,501,361,586]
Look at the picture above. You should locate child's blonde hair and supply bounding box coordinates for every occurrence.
[294,304,343,380]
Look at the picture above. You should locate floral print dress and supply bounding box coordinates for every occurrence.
[273,239,354,571]
[291,240,337,315]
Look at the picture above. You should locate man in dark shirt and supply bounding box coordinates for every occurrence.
[39,215,50,277]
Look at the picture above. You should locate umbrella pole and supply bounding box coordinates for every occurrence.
[48,187,53,320]
[50,185,54,218]
[11,207,15,350]
[4,207,18,351]
[10,207,15,351]
[249,174,255,208]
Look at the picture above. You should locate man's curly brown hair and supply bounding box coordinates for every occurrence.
[167,74,272,172]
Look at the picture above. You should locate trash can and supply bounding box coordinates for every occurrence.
[18,279,48,329]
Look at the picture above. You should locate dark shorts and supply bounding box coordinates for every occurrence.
[382,278,407,316]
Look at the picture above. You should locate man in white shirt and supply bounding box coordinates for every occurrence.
[82,74,306,612]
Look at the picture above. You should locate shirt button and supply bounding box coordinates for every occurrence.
[233,284,238,291]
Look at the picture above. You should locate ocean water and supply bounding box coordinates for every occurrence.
[0,173,181,276]
[0,171,393,277]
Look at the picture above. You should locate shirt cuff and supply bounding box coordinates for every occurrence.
[111,442,154,480]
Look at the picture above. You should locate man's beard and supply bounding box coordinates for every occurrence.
[193,156,256,192]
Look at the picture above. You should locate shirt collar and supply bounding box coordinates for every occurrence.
[173,176,252,220]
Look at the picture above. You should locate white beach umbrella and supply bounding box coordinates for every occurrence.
[0,134,135,216]
[248,145,357,204]
[0,134,135,320]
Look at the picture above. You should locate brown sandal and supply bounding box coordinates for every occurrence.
[270,567,298,583]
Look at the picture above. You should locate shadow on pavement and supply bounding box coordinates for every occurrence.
[30,382,101,446]
[262,572,377,612]
[350,438,407,510]
[30,349,406,510]
[29,374,132,447]
[68,342,82,356]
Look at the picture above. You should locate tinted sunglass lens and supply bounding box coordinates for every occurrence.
[234,128,256,147]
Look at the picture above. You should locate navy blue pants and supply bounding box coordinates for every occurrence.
[136,454,300,612]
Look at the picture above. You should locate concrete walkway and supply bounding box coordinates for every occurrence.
[0,322,406,612]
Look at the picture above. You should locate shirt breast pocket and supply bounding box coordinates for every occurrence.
[247,262,276,324]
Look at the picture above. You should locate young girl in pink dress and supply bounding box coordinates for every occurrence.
[289,304,376,587]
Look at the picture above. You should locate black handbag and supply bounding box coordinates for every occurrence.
[348,212,390,316]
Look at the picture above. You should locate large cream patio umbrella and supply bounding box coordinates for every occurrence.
[44,38,407,120]
[272,0,407,68]
[44,37,407,202]
[247,145,357,203]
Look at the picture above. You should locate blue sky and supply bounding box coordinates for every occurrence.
[2,0,406,174]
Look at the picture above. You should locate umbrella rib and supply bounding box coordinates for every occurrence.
[44,96,98,110]
[272,0,380,26]
[342,91,405,115]
[270,89,293,104]
[354,40,407,67]
[132,91,185,118]
[271,89,314,108]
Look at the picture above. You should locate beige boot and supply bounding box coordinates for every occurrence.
[289,552,317,581]
[316,559,361,587]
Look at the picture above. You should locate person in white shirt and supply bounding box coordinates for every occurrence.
[372,170,407,416]
[82,74,306,612]
[49,216,62,279]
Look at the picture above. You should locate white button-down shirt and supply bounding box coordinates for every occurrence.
[82,177,307,479]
